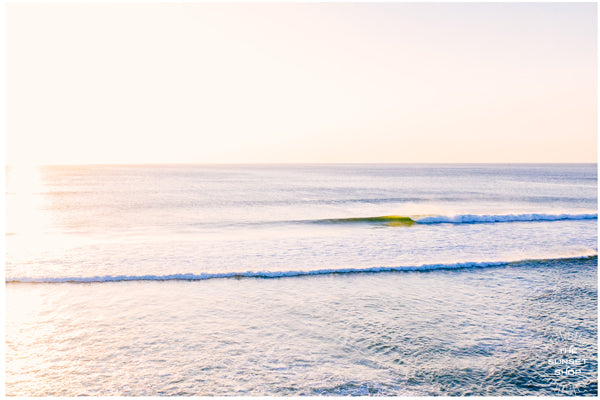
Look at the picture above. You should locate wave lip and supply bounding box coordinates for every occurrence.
[6,254,597,284]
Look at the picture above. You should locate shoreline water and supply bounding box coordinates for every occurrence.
[6,256,597,396]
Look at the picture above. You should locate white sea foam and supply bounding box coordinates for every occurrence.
[415,213,597,225]
[7,254,597,284]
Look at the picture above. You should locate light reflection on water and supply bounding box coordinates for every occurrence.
[5,164,597,395]
[6,257,597,396]
[5,165,598,281]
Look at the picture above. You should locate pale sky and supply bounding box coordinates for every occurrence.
[6,2,598,165]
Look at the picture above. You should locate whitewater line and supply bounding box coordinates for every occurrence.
[6,254,597,284]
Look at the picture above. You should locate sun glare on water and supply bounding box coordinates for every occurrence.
[6,163,51,258]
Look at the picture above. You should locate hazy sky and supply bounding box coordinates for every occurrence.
[6,2,597,165]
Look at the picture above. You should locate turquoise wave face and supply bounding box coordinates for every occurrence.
[317,215,416,226]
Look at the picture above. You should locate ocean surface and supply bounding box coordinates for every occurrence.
[5,163,598,395]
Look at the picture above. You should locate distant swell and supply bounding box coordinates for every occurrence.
[6,255,597,284]
[316,213,597,226]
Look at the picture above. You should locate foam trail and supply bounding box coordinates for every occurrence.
[415,213,597,225]
[6,254,597,284]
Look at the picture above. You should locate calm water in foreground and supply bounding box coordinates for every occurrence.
[5,164,598,395]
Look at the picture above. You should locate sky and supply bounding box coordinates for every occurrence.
[6,2,598,165]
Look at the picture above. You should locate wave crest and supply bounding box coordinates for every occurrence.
[415,213,597,225]
[7,254,597,284]
[315,213,597,226]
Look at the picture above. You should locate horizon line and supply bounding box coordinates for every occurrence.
[5,161,598,168]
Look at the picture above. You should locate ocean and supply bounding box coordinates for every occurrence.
[5,164,598,395]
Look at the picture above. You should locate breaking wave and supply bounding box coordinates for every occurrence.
[7,254,597,284]
[314,213,597,226]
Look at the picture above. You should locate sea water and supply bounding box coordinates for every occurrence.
[5,164,598,395]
